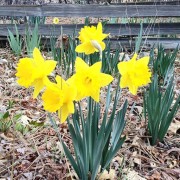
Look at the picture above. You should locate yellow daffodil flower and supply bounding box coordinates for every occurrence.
[75,22,109,55]
[67,57,113,102]
[53,17,59,24]
[42,76,77,123]
[16,47,57,98]
[118,53,152,95]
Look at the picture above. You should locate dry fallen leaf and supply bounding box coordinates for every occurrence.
[149,170,161,180]
[168,120,180,134]
[135,105,143,115]
[19,115,31,126]
[132,135,140,147]
[161,171,173,180]
[113,156,124,165]
[126,170,146,180]
[99,169,116,180]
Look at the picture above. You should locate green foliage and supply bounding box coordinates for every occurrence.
[0,111,12,133]
[50,34,61,62]
[135,22,143,53]
[50,79,127,180]
[50,33,76,77]
[85,17,90,26]
[0,101,31,135]
[15,122,29,135]
[62,35,76,78]
[7,24,22,56]
[101,41,122,75]
[27,16,46,25]
[0,100,14,133]
[13,114,28,135]
[150,45,179,86]
[109,18,118,23]
[144,75,180,145]
[25,21,41,57]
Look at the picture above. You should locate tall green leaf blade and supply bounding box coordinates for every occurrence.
[61,141,81,178]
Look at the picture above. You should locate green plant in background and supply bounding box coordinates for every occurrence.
[27,16,46,25]
[50,83,127,180]
[0,100,14,133]
[0,110,12,133]
[62,35,77,77]
[25,21,41,57]
[50,33,77,77]
[7,24,22,56]
[50,33,61,62]
[150,45,179,86]
[15,116,44,135]
[15,117,29,135]
[144,74,180,145]
[134,22,143,54]
[0,100,30,134]
[109,17,118,23]
[88,41,121,75]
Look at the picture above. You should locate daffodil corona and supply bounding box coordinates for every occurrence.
[68,57,113,102]
[118,53,151,95]
[42,76,77,123]
[75,22,109,55]
[16,48,57,98]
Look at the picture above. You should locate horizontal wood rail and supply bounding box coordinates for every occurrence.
[112,0,180,5]
[0,35,179,50]
[108,37,180,50]
[0,4,179,17]
[0,23,180,36]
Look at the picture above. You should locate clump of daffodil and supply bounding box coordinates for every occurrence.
[118,53,151,95]
[75,22,109,58]
[68,57,113,102]
[53,17,59,24]
[42,75,77,123]
[16,47,57,98]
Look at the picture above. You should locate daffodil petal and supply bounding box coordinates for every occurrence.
[99,73,114,87]
[90,88,100,102]
[42,87,63,112]
[91,61,102,72]
[75,57,89,72]
[59,102,74,123]
[44,60,57,75]
[129,84,138,95]
[16,58,35,87]
[33,47,44,63]
[137,56,149,66]
[120,75,130,88]
[118,61,129,75]
[97,22,103,34]
[32,79,44,98]
[131,53,138,61]
[75,42,96,54]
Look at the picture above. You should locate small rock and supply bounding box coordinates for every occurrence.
[0,59,8,65]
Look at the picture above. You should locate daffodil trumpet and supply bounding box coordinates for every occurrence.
[118,53,152,95]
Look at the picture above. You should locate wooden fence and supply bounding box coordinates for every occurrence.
[0,3,180,49]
